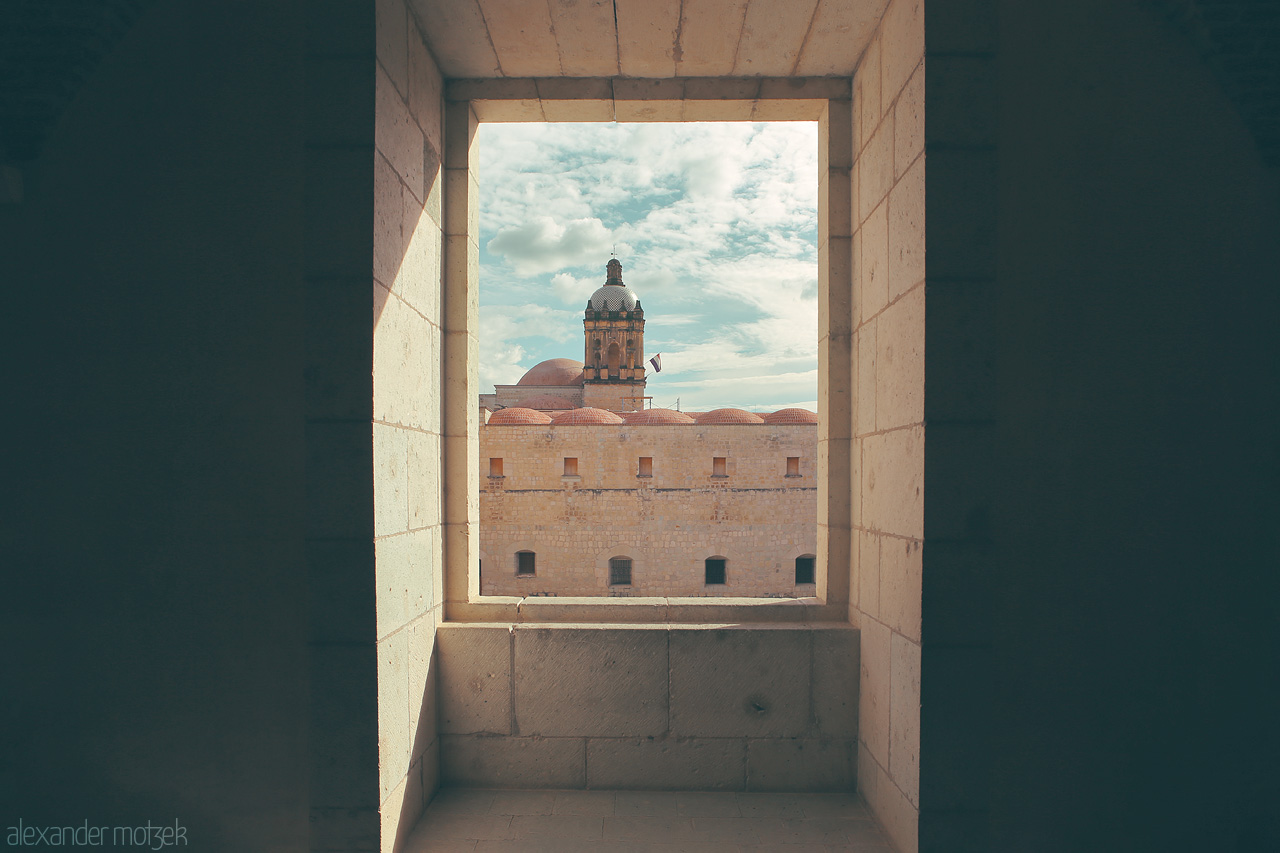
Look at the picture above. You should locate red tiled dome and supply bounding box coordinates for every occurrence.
[517,358,585,386]
[514,394,575,410]
[762,408,818,425]
[694,408,766,425]
[488,407,553,425]
[623,408,696,425]
[550,407,625,425]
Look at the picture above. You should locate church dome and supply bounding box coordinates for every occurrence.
[589,284,639,312]
[550,407,625,425]
[762,408,818,424]
[488,407,553,425]
[588,258,639,312]
[517,358,585,386]
[623,408,695,425]
[695,408,766,425]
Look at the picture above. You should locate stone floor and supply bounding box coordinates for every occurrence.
[404,788,895,852]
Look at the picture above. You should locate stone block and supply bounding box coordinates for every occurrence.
[665,599,809,623]
[857,115,893,226]
[306,56,374,148]
[855,321,876,437]
[823,98,855,171]
[376,65,424,202]
[442,100,477,169]
[821,171,853,253]
[375,532,413,637]
[875,285,925,432]
[860,200,889,322]
[311,644,380,809]
[926,147,995,278]
[407,430,441,530]
[406,21,443,155]
[923,279,995,422]
[746,738,855,791]
[923,422,994,542]
[438,623,511,735]
[819,235,854,342]
[615,0,680,77]
[669,627,810,738]
[862,742,918,853]
[410,0,500,77]
[305,146,374,279]
[398,191,443,323]
[308,538,376,644]
[861,426,924,539]
[881,0,924,104]
[674,0,748,76]
[880,536,921,643]
[379,773,410,853]
[306,420,374,539]
[796,1,880,76]
[857,616,890,767]
[587,736,746,791]
[377,630,411,801]
[888,155,925,302]
[894,63,925,178]
[856,530,880,620]
[734,0,817,76]
[374,154,403,290]
[408,612,439,752]
[513,625,668,737]
[856,34,881,147]
[546,0,618,75]
[442,422,478,524]
[441,734,586,788]
[684,77,760,102]
[889,632,921,805]
[374,422,409,537]
[682,100,757,121]
[818,438,852,536]
[812,626,860,738]
[443,167,476,239]
[375,0,408,96]
[540,98,614,122]
[478,0,560,77]
[818,332,853,439]
[751,98,828,121]
[443,236,477,333]
[306,277,374,421]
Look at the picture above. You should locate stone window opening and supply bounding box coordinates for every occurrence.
[489,457,503,478]
[705,557,727,586]
[637,456,652,478]
[795,555,816,585]
[608,557,632,587]
[563,457,578,477]
[712,456,727,478]
[516,550,536,577]
[786,456,800,477]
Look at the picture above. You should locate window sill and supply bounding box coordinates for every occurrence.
[446,596,847,624]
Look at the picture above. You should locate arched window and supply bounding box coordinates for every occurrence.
[515,550,536,577]
[608,557,632,586]
[705,557,727,585]
[795,555,816,585]
[607,341,621,377]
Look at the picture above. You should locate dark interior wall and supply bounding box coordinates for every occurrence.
[1,1,310,849]
[984,1,1279,850]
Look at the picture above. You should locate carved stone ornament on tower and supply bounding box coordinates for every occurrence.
[583,259,646,411]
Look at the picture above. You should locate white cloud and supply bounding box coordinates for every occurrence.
[487,216,613,274]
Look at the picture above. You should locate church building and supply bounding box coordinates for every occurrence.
[479,260,819,597]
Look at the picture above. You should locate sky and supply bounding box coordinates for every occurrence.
[477,121,819,413]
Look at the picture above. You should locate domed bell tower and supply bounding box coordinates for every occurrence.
[583,258,646,411]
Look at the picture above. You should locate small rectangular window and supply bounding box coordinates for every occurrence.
[795,556,816,585]
[786,456,800,477]
[609,557,632,586]
[489,457,503,477]
[563,457,578,476]
[705,558,727,585]
[516,551,536,576]
[712,457,726,477]
[637,456,653,477]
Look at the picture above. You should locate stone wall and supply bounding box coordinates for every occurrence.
[437,623,858,791]
[849,0,925,850]
[480,423,817,597]
[372,0,447,849]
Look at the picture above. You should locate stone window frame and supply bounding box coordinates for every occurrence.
[442,79,851,623]
[637,456,653,478]
[515,550,536,577]
[705,556,728,586]
[795,554,817,585]
[608,556,633,587]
